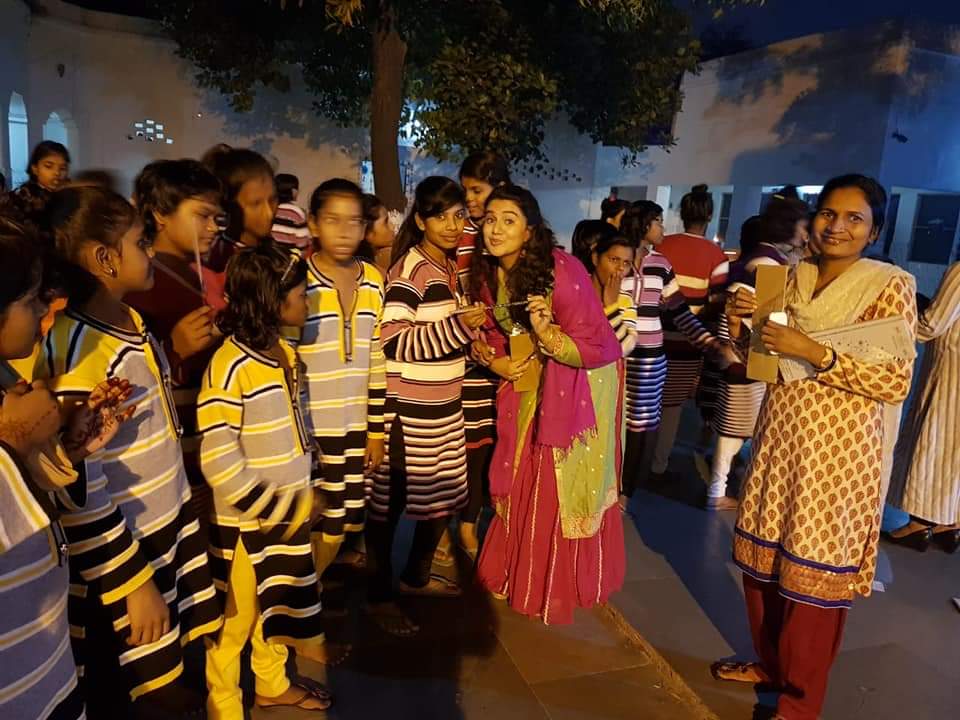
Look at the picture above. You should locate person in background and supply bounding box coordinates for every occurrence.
[366,177,486,636]
[473,185,625,624]
[441,150,511,563]
[888,260,960,552]
[357,193,395,276]
[0,217,133,720]
[10,141,71,228]
[651,184,728,481]
[706,194,809,510]
[202,146,278,310]
[713,175,917,720]
[287,179,386,601]
[571,219,610,274]
[41,186,223,717]
[272,173,311,250]
[600,195,630,229]
[618,201,730,507]
[590,225,638,358]
[199,242,332,716]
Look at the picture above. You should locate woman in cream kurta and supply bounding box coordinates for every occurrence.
[890,261,960,543]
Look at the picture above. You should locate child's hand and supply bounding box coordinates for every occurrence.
[364,437,385,476]
[125,578,170,647]
[0,380,62,457]
[470,339,496,366]
[459,302,487,330]
[602,271,623,309]
[62,378,136,463]
[170,306,216,361]
[489,355,533,382]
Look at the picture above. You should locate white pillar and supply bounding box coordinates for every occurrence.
[726,186,763,250]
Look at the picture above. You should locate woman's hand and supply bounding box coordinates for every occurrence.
[364,436,385,476]
[0,380,62,458]
[470,339,496,367]
[760,320,825,365]
[125,578,170,647]
[459,302,487,330]
[526,295,553,337]
[62,378,136,463]
[489,354,533,382]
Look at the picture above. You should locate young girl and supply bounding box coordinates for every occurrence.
[0,218,133,720]
[127,159,222,492]
[199,241,331,717]
[448,151,511,561]
[589,225,639,358]
[366,176,486,635]
[286,179,385,588]
[202,146,278,311]
[10,141,71,226]
[40,186,223,716]
[358,193,395,276]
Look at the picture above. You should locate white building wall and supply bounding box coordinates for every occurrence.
[0,0,30,184]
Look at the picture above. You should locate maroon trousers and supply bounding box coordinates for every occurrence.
[743,574,848,720]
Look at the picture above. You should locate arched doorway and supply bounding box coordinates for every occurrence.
[7,92,29,187]
[43,111,68,146]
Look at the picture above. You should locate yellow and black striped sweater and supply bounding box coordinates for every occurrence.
[197,337,323,644]
[39,306,222,701]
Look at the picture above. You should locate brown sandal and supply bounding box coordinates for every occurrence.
[710,660,772,685]
[256,680,332,712]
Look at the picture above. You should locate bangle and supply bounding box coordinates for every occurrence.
[815,346,837,374]
[541,327,563,357]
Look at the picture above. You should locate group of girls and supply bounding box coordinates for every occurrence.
[0,134,924,720]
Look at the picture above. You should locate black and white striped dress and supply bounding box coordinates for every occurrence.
[711,244,787,438]
[620,251,718,432]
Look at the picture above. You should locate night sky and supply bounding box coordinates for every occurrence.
[692,0,960,50]
[64,1,960,55]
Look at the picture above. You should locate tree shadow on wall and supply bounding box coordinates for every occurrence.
[707,19,942,184]
[195,72,368,162]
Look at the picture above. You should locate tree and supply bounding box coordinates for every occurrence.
[155,0,765,210]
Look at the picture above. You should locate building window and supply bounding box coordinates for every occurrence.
[42,111,68,147]
[8,92,29,187]
[716,192,733,244]
[910,194,960,265]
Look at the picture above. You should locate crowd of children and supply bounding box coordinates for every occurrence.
[0,138,934,720]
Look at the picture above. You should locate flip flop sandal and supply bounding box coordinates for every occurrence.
[256,686,332,712]
[433,548,456,568]
[399,574,462,597]
[291,677,332,702]
[710,660,771,684]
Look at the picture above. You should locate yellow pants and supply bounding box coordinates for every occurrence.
[206,538,291,720]
[311,533,344,582]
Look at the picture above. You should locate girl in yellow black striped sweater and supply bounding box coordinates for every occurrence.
[39,186,223,717]
[199,241,332,717]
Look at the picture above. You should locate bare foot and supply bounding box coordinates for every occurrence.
[458,522,479,559]
[705,496,739,511]
[890,521,931,538]
[364,602,419,636]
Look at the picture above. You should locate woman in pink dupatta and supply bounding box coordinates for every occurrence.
[470,185,626,624]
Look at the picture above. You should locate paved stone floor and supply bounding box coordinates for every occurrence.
[249,537,706,720]
[614,417,960,720]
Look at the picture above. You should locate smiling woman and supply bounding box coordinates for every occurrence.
[715,174,919,720]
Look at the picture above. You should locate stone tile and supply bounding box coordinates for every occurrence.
[825,643,959,720]
[530,664,705,720]
[493,603,650,686]
[458,642,551,720]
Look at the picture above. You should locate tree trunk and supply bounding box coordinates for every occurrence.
[369,2,407,211]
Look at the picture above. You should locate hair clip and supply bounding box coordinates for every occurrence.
[280,253,298,285]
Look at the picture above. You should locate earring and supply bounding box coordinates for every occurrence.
[107,267,118,278]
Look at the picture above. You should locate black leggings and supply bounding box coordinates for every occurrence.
[365,421,450,603]
[621,429,654,498]
[461,444,492,523]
